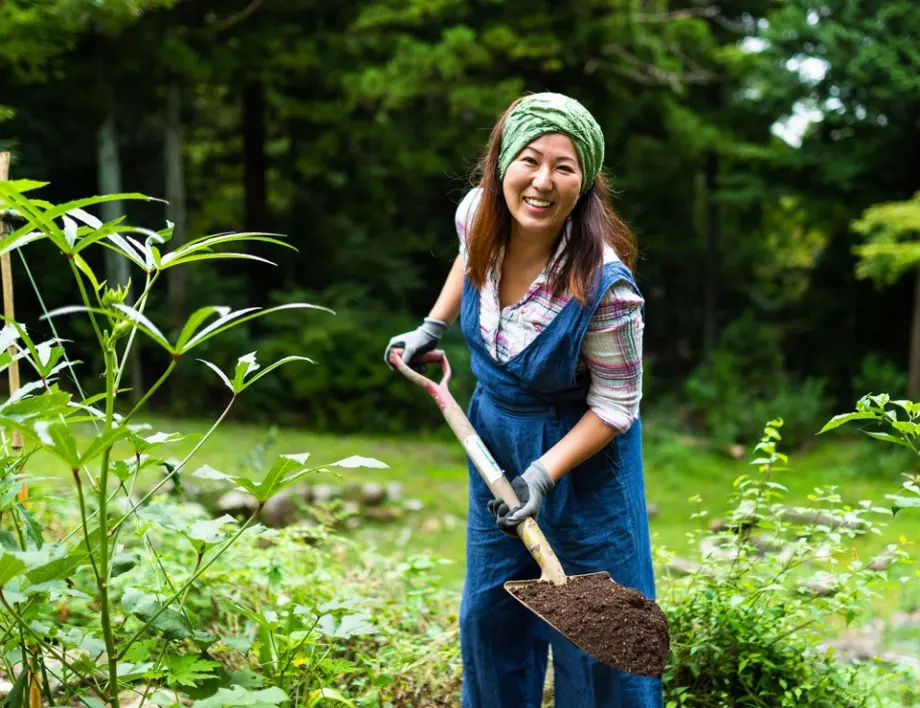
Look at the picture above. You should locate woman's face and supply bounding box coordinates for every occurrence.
[502,132,583,240]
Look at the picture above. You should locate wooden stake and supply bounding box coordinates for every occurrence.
[0,153,24,466]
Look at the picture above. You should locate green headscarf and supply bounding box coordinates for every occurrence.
[498,92,605,195]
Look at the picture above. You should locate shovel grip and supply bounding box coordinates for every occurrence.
[392,349,567,586]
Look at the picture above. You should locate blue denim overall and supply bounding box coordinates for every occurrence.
[458,260,662,708]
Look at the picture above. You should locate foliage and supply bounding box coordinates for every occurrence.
[658,419,917,706]
[684,313,830,447]
[852,192,920,286]
[852,355,908,402]
[0,182,385,707]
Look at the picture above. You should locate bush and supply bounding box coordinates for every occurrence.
[852,355,908,401]
[248,284,476,434]
[658,419,918,707]
[685,313,831,448]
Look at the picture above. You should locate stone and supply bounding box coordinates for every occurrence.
[365,507,402,522]
[385,482,403,503]
[646,502,659,519]
[361,482,386,506]
[311,484,343,503]
[346,518,361,530]
[420,517,443,534]
[342,501,361,515]
[217,491,259,517]
[262,494,295,528]
[728,444,746,460]
[403,499,424,512]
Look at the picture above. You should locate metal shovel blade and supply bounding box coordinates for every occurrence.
[504,571,669,677]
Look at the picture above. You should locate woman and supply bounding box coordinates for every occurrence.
[385,93,660,708]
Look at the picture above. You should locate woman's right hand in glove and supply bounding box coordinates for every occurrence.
[384,318,448,372]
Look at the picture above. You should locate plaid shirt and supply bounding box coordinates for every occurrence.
[456,188,643,433]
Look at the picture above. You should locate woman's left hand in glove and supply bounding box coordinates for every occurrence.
[487,460,555,537]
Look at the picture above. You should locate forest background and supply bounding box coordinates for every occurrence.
[2,0,919,445]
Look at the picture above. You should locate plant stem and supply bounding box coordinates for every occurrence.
[68,260,105,349]
[114,271,158,393]
[98,345,120,708]
[123,359,176,422]
[108,397,236,535]
[72,467,102,582]
[116,504,262,660]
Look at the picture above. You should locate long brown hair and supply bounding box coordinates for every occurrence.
[465,99,637,304]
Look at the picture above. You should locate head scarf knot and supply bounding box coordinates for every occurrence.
[498,92,605,195]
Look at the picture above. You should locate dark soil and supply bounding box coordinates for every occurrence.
[509,573,670,677]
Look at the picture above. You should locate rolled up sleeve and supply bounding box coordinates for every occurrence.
[582,280,644,434]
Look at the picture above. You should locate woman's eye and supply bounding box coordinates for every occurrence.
[521,156,537,165]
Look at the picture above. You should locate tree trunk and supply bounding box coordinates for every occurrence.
[97,114,130,290]
[96,46,143,400]
[702,149,720,357]
[909,267,920,395]
[165,79,188,334]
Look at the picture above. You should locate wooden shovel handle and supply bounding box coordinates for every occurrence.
[391,349,567,585]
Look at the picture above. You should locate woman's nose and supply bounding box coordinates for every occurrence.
[532,165,552,191]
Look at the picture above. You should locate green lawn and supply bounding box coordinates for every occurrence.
[29,414,920,608]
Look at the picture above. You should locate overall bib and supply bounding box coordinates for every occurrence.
[458,260,662,708]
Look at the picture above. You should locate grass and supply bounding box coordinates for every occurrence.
[27,412,920,607]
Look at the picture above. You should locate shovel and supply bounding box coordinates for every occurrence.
[390,348,669,677]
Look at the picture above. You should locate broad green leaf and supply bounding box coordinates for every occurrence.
[0,551,26,586]
[192,686,288,708]
[162,655,221,688]
[193,465,232,482]
[185,515,236,550]
[122,589,195,641]
[3,666,28,708]
[888,495,920,516]
[232,352,260,391]
[863,431,915,450]
[306,688,356,708]
[33,420,81,468]
[316,612,377,639]
[817,411,879,434]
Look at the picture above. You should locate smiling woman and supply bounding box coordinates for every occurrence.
[384,92,657,708]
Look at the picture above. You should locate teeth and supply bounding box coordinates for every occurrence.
[524,198,551,207]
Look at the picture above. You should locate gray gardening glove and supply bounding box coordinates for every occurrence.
[487,460,555,537]
[384,317,448,373]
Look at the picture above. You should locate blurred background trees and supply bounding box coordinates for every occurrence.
[2,0,917,440]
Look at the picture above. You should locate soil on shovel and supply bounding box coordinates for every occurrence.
[509,573,670,677]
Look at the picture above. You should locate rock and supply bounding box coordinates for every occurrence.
[365,507,402,522]
[217,491,259,517]
[361,482,386,506]
[868,553,896,571]
[311,484,343,503]
[342,501,361,515]
[781,508,866,532]
[708,518,729,532]
[346,517,361,530]
[0,677,14,695]
[262,494,295,528]
[420,517,443,534]
[403,499,424,512]
[728,444,746,460]
[443,513,460,530]
[386,482,403,503]
[666,558,704,576]
[646,502,659,519]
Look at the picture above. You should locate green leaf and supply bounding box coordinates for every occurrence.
[817,411,878,434]
[112,304,173,352]
[111,551,141,578]
[888,495,920,516]
[185,515,236,550]
[240,355,314,392]
[863,431,915,450]
[179,304,331,353]
[3,667,29,708]
[192,686,288,708]
[122,589,196,641]
[163,654,221,688]
[306,688,356,708]
[0,552,26,586]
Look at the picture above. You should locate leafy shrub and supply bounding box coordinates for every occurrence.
[852,355,908,401]
[248,284,476,434]
[685,313,830,447]
[658,419,917,707]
